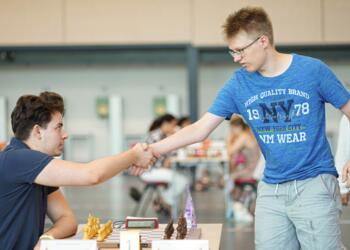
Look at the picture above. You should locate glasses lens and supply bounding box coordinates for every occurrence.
[229,50,240,58]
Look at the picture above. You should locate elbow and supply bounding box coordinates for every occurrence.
[89,174,101,186]
[194,126,210,142]
[198,132,209,142]
[71,218,78,235]
[191,121,211,142]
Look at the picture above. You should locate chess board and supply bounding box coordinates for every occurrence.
[75,225,201,248]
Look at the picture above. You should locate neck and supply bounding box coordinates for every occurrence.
[258,49,292,77]
[23,138,41,152]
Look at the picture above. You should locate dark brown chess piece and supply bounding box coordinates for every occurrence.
[139,235,143,250]
[176,214,187,239]
[163,219,174,239]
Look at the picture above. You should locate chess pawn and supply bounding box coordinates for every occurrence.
[176,214,187,239]
[164,219,174,239]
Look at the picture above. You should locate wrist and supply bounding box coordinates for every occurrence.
[149,144,161,158]
[39,234,55,240]
[130,146,140,165]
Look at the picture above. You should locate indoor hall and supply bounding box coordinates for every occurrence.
[1,1,350,249]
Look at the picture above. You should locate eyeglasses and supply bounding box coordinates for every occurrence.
[228,36,261,58]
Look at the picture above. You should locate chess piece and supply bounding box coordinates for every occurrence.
[176,214,187,239]
[184,184,197,229]
[163,219,174,239]
[97,220,113,241]
[139,235,143,250]
[83,214,100,239]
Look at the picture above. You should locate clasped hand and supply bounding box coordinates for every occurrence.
[129,143,159,176]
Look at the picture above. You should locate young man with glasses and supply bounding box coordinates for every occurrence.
[147,6,350,250]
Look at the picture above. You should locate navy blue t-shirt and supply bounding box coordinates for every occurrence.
[0,138,56,250]
[209,54,350,183]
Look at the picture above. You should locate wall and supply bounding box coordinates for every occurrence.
[1,59,349,155]
[2,0,350,46]
[0,64,188,158]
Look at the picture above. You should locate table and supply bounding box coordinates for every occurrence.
[74,223,222,250]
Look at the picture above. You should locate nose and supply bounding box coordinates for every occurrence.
[233,54,242,63]
[62,129,69,140]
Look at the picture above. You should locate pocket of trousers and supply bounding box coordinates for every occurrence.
[319,174,338,200]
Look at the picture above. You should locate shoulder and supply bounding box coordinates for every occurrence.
[3,148,51,166]
[293,54,325,71]
[221,69,247,92]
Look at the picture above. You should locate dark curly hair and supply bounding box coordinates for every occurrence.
[148,114,176,132]
[223,6,274,45]
[11,92,64,140]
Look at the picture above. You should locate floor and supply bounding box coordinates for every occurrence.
[60,174,350,250]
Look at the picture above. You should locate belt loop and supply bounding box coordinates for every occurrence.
[294,180,299,196]
[274,183,279,198]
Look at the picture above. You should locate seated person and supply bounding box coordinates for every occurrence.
[141,114,188,214]
[226,115,261,222]
[177,116,192,128]
[0,92,154,250]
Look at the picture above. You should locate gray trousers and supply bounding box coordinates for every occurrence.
[255,174,342,250]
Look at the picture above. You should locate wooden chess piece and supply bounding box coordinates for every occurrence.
[176,214,187,239]
[164,219,174,239]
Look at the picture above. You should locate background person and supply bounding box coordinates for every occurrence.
[141,114,188,215]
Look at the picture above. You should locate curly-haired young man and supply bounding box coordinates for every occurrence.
[0,92,154,250]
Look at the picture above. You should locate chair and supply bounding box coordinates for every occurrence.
[234,177,257,214]
[132,181,168,216]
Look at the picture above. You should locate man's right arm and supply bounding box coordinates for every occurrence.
[34,143,154,187]
[151,112,225,156]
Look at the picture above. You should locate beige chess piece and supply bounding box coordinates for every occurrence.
[83,214,100,239]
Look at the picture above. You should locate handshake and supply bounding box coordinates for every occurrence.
[129,143,160,176]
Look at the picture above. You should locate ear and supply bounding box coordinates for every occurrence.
[32,124,42,140]
[260,35,269,49]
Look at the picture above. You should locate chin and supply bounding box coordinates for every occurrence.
[248,64,262,72]
[244,66,256,72]
[53,150,63,157]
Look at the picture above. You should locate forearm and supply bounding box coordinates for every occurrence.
[87,149,136,184]
[44,214,77,239]
[151,122,208,155]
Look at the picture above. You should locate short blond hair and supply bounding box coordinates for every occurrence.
[223,6,274,45]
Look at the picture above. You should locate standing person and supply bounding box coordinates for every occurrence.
[146,7,350,250]
[0,92,154,250]
[336,115,350,205]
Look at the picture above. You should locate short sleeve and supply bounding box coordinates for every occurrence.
[318,61,350,109]
[208,78,239,120]
[48,186,59,195]
[4,149,53,184]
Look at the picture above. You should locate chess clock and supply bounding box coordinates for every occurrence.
[125,217,159,229]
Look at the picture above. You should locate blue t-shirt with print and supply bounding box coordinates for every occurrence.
[209,54,350,184]
[0,138,56,250]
